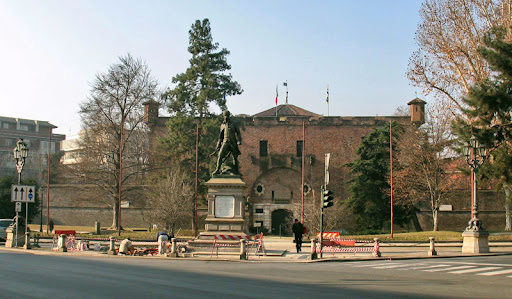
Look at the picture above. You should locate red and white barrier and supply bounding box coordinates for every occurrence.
[214,234,251,241]
[312,237,381,257]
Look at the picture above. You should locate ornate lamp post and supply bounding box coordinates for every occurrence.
[13,138,29,247]
[461,135,490,253]
[13,138,29,184]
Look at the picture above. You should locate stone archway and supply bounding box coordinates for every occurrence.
[271,209,293,236]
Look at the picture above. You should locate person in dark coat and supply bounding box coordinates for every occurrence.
[292,219,304,253]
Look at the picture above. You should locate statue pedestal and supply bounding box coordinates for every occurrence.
[462,229,489,253]
[199,176,247,239]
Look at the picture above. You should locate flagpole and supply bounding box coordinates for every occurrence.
[326,85,330,116]
[285,80,288,104]
[275,85,278,117]
[390,120,394,239]
[301,121,305,223]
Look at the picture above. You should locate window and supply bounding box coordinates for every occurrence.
[4,139,13,147]
[259,140,268,157]
[255,208,264,214]
[2,123,8,129]
[296,140,303,157]
[19,124,29,131]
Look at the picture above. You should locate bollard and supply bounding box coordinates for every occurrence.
[107,237,117,255]
[309,239,318,260]
[32,233,40,248]
[58,234,67,252]
[94,222,101,235]
[23,232,31,250]
[428,237,437,256]
[240,239,247,260]
[372,238,381,258]
[169,238,178,257]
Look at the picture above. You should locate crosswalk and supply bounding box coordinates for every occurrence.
[346,261,512,278]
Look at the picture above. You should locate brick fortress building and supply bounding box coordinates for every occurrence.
[143,99,426,234]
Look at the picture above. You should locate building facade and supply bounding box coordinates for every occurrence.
[0,116,65,182]
[143,99,426,234]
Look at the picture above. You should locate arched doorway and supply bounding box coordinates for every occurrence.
[271,209,293,236]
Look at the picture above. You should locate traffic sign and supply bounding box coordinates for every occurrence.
[15,202,22,212]
[11,185,36,203]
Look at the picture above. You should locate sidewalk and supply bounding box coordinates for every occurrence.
[2,236,512,262]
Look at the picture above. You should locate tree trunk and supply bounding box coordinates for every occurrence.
[110,200,119,230]
[504,186,512,231]
[432,208,438,232]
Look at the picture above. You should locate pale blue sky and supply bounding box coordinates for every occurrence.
[0,0,424,135]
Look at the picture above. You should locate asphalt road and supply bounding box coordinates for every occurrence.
[0,250,510,298]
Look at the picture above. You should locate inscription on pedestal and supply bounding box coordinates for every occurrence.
[215,196,235,218]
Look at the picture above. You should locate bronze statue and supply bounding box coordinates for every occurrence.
[211,110,242,175]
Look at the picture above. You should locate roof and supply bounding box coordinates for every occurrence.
[407,98,427,105]
[0,116,58,129]
[252,104,320,118]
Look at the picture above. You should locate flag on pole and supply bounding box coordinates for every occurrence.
[325,153,330,186]
[275,85,278,105]
[326,86,329,103]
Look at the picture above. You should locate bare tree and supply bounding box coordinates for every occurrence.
[75,54,157,229]
[147,167,193,234]
[408,0,512,114]
[395,102,455,231]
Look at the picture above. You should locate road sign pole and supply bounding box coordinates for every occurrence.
[25,202,28,235]
[15,211,18,247]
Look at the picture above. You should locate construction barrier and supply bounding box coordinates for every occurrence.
[52,230,78,251]
[312,237,381,258]
[211,234,265,257]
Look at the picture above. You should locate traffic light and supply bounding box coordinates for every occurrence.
[322,187,334,209]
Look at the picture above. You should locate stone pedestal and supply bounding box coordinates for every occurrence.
[4,226,25,248]
[462,230,489,253]
[199,176,247,239]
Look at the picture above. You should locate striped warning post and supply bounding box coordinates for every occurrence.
[214,234,251,241]
[316,232,340,239]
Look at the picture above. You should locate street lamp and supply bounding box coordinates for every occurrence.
[13,138,29,184]
[461,135,489,253]
[13,138,29,247]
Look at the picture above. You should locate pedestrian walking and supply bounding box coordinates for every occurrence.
[292,219,304,253]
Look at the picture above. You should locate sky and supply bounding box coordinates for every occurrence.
[0,0,424,136]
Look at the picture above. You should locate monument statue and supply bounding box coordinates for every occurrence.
[211,110,242,175]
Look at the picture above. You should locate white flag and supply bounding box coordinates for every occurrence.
[325,153,330,186]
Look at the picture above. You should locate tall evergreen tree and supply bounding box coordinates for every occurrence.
[162,18,242,118]
[455,26,512,230]
[157,19,243,225]
[346,124,412,232]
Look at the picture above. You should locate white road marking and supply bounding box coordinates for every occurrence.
[448,267,502,274]
[372,263,425,269]
[397,264,451,270]
[476,268,512,276]
[423,265,476,272]
[350,262,393,268]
